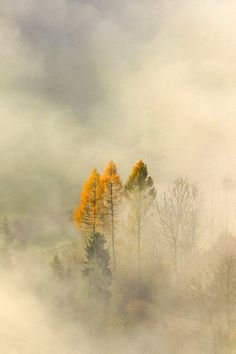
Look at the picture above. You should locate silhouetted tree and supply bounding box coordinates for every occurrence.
[2,217,14,246]
[83,232,112,301]
[51,253,66,279]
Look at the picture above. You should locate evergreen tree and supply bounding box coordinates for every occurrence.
[83,232,112,301]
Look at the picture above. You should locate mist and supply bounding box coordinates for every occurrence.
[0,0,236,353]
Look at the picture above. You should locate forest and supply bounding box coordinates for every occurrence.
[1,160,236,354]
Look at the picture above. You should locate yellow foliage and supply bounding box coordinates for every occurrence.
[100,161,123,274]
[130,160,145,179]
[126,160,148,190]
[101,161,123,204]
[74,169,103,236]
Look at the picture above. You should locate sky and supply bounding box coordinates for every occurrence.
[0,0,235,213]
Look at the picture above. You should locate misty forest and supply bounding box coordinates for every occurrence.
[2,160,236,354]
[0,0,235,353]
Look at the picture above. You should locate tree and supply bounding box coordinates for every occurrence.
[83,232,112,301]
[157,178,200,275]
[50,253,66,279]
[192,235,236,353]
[101,161,123,276]
[1,217,14,246]
[125,160,156,293]
[74,169,103,237]
[0,216,15,267]
[209,235,236,351]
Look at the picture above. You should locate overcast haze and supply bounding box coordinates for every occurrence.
[0,0,235,212]
[1,2,236,354]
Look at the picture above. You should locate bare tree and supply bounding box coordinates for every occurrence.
[192,235,236,353]
[157,178,200,275]
[210,236,236,351]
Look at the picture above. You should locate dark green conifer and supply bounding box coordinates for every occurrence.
[83,232,112,300]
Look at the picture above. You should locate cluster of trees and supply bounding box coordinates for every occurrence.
[73,160,156,294]
[68,162,236,353]
[72,161,201,297]
[2,161,236,353]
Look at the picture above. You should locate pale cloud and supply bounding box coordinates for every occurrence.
[0,0,235,212]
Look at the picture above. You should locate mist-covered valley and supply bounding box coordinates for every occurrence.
[0,0,236,353]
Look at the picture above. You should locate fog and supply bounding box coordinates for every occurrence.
[1,0,235,210]
[0,0,236,353]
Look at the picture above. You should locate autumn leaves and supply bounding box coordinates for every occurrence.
[73,162,122,275]
[73,160,155,283]
[74,168,102,235]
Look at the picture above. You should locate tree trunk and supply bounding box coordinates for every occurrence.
[110,183,116,276]
[138,183,141,296]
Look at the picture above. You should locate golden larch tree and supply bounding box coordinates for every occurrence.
[74,169,103,237]
[125,160,156,293]
[101,161,123,276]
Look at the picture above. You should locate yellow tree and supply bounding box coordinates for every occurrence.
[101,161,123,276]
[74,169,103,237]
[125,160,156,293]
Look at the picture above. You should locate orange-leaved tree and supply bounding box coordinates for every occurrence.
[74,169,103,237]
[101,161,123,276]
